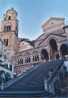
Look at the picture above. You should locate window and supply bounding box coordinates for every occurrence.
[25,57,31,63]
[33,56,35,62]
[51,22,54,24]
[4,26,11,32]
[28,57,31,62]
[18,59,23,64]
[32,55,39,62]
[4,39,8,46]
[35,56,39,61]
[8,16,11,20]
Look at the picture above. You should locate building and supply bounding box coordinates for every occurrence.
[0,8,68,75]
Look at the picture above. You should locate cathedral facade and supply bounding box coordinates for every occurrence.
[0,8,68,75]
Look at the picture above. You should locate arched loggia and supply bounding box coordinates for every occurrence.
[49,39,58,59]
[41,49,49,61]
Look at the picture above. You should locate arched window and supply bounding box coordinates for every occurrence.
[33,56,35,62]
[41,49,49,61]
[35,55,39,61]
[28,57,31,62]
[4,26,11,32]
[18,59,23,64]
[25,57,31,63]
[8,16,11,20]
[32,55,39,62]
[4,39,8,46]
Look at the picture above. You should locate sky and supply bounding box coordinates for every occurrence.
[0,0,68,40]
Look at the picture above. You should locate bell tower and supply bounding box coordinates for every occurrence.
[3,8,18,36]
[0,8,18,65]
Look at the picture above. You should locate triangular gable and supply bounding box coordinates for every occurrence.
[37,33,66,47]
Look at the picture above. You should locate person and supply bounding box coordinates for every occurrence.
[64,59,68,72]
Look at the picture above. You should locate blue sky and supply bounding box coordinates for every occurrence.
[0,0,68,40]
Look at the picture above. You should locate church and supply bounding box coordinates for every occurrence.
[0,8,68,76]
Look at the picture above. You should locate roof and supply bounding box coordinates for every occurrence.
[0,60,64,97]
[6,8,17,16]
[18,38,35,47]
